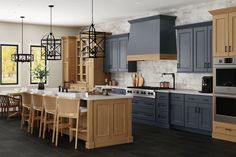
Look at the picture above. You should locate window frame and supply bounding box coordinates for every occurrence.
[30,45,47,84]
[0,44,19,85]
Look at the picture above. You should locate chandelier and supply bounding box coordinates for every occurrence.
[41,5,61,60]
[11,16,34,62]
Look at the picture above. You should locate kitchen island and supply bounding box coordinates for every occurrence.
[1,89,133,149]
[73,94,133,149]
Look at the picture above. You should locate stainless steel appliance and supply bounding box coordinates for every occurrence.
[200,76,213,93]
[126,86,170,98]
[214,94,236,124]
[214,57,236,95]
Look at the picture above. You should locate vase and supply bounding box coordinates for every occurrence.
[38,82,45,90]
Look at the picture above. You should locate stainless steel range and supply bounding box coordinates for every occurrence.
[126,86,170,98]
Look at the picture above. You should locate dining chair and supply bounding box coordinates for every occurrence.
[55,97,87,149]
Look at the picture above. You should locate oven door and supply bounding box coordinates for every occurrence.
[215,65,236,94]
[214,94,236,124]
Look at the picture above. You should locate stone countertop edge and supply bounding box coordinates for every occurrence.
[155,89,213,96]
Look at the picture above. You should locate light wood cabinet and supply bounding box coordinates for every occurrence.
[210,6,236,57]
[70,33,110,91]
[62,36,77,84]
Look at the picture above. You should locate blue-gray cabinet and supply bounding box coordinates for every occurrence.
[176,29,193,72]
[170,94,185,126]
[105,34,129,72]
[185,95,212,132]
[156,92,170,128]
[176,22,212,73]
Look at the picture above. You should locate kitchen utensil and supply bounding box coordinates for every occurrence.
[135,73,139,87]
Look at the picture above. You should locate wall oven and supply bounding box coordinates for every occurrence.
[214,57,236,95]
[214,94,236,124]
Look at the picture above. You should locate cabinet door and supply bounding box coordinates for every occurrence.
[229,12,236,56]
[170,101,185,126]
[213,14,229,57]
[185,102,199,129]
[118,37,128,72]
[107,38,118,72]
[177,29,193,72]
[207,26,213,72]
[194,27,208,72]
[198,103,212,132]
[104,39,111,72]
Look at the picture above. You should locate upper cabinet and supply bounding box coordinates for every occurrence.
[127,15,177,61]
[176,22,212,73]
[105,33,136,73]
[62,36,77,83]
[210,6,236,57]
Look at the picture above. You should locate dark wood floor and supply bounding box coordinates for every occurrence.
[0,118,236,157]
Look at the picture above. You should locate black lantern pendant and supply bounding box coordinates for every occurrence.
[82,0,105,58]
[41,5,61,60]
[11,16,34,62]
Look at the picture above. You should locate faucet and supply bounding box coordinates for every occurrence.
[58,80,74,93]
[162,73,175,90]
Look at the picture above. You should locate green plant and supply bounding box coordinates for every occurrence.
[32,65,49,82]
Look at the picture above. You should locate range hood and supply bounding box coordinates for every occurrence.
[127,15,177,61]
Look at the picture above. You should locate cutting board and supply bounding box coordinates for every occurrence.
[138,73,144,87]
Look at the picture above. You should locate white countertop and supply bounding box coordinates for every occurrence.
[95,85,127,90]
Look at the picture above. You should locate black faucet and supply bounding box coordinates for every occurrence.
[162,73,176,90]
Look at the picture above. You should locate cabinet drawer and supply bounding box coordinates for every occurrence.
[214,125,236,137]
[185,94,212,104]
[156,100,168,111]
[156,92,169,100]
[185,95,199,102]
[133,101,155,110]
[170,93,184,102]
[133,111,155,121]
[156,111,169,123]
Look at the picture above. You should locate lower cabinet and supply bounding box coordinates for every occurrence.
[171,94,212,134]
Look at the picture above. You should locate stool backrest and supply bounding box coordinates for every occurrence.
[0,95,9,108]
[56,97,80,115]
[21,92,32,106]
[32,93,43,108]
[43,95,57,111]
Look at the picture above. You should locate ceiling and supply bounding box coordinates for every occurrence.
[0,0,213,27]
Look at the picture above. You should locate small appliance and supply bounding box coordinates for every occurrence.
[200,76,213,93]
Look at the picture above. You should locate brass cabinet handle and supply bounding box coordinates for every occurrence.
[225,128,232,131]
[225,46,228,52]
[229,46,232,52]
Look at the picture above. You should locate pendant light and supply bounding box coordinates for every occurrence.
[81,0,105,58]
[41,5,61,60]
[11,16,34,62]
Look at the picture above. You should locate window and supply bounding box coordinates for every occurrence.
[0,44,18,85]
[30,46,47,84]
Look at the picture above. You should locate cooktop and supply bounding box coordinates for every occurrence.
[127,86,172,90]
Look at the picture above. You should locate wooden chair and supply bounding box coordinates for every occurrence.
[0,95,21,118]
[39,95,57,141]
[31,93,43,134]
[55,97,87,149]
[20,92,32,132]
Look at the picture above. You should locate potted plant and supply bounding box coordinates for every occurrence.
[32,65,49,90]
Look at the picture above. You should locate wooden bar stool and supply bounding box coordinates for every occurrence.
[39,95,57,141]
[31,93,43,134]
[20,92,32,132]
[55,97,87,149]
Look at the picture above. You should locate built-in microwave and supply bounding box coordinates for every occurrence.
[214,94,236,124]
[214,57,236,95]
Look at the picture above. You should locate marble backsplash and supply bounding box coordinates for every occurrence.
[112,61,212,91]
[95,0,235,90]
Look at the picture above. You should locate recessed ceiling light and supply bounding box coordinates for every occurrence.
[135,1,141,5]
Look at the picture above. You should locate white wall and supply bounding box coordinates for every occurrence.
[0,22,79,90]
[95,0,236,90]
